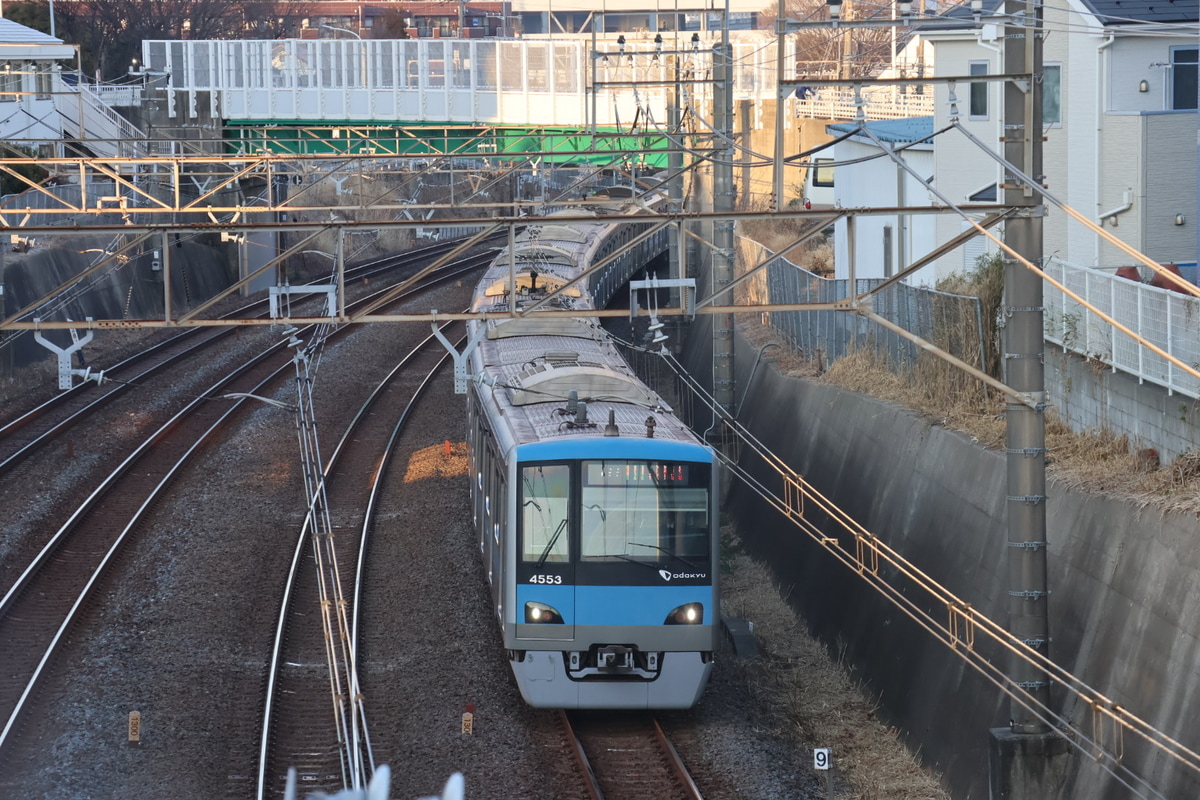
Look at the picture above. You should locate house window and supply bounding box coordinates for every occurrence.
[0,64,18,102]
[812,158,834,188]
[1171,47,1198,110]
[1042,63,1061,125]
[969,61,988,119]
[35,65,52,100]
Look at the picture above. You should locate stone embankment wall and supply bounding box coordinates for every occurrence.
[713,331,1200,799]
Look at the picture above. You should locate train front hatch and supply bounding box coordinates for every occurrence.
[517,463,575,640]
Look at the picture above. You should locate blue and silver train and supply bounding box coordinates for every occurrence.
[465,194,719,709]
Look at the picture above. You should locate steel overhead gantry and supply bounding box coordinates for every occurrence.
[0,199,1011,333]
[0,140,681,224]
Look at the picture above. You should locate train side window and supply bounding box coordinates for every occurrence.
[496,476,506,544]
[520,464,570,563]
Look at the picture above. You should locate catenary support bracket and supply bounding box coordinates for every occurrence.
[34,317,101,390]
[431,313,487,394]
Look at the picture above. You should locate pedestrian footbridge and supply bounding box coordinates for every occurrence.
[143,34,933,158]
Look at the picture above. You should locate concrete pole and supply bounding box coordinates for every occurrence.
[990,1,1068,795]
[162,231,172,324]
[667,70,683,316]
[1002,0,1049,735]
[773,0,786,210]
[711,7,736,421]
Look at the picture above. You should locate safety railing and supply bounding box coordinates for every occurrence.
[1043,258,1200,399]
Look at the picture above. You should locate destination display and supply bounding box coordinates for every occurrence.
[584,461,691,487]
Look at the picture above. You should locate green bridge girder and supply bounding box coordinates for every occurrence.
[226,122,671,168]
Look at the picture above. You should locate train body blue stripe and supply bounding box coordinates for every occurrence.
[517,584,713,626]
[514,438,714,463]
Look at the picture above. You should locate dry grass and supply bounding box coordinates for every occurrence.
[722,530,951,800]
[740,210,835,278]
[733,232,1200,514]
[742,323,1200,516]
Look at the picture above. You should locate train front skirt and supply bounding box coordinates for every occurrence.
[511,649,712,709]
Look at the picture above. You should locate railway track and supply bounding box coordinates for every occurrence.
[253,322,465,798]
[562,711,705,800]
[0,251,493,604]
[0,237,495,479]
[0,256,486,776]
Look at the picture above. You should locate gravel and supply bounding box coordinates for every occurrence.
[0,277,936,800]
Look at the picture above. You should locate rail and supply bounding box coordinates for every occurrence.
[559,711,704,800]
[255,260,486,798]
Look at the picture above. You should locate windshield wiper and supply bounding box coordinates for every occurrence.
[627,542,698,570]
[612,553,659,569]
[535,518,568,571]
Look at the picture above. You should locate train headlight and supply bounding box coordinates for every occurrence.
[665,602,703,625]
[524,601,564,624]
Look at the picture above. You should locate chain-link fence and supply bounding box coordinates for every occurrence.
[738,236,987,375]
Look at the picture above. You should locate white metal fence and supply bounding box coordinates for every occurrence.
[1044,258,1200,399]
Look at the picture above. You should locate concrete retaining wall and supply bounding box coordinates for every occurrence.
[1046,347,1200,464]
[720,331,1200,799]
[2,239,235,368]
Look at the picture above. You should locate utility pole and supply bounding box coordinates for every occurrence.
[990,0,1068,795]
[711,4,736,428]
[839,0,853,81]
[667,53,684,337]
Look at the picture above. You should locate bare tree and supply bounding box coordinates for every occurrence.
[56,0,238,77]
[760,0,968,79]
[54,0,320,79]
[239,0,320,39]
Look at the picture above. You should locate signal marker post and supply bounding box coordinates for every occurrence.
[814,747,832,800]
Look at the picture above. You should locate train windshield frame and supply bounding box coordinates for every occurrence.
[517,458,712,579]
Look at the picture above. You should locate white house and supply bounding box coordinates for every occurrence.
[0,18,75,154]
[919,0,1198,277]
[0,18,145,160]
[828,116,939,283]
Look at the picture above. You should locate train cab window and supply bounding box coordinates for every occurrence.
[580,460,710,561]
[520,464,571,563]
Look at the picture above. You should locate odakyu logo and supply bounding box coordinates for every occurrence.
[658,569,708,582]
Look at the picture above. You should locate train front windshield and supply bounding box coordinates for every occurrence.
[518,459,711,570]
[581,460,710,561]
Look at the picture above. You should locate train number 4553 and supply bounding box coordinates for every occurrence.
[529,574,563,585]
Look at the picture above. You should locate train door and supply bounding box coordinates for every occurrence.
[491,463,505,608]
[486,439,504,608]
